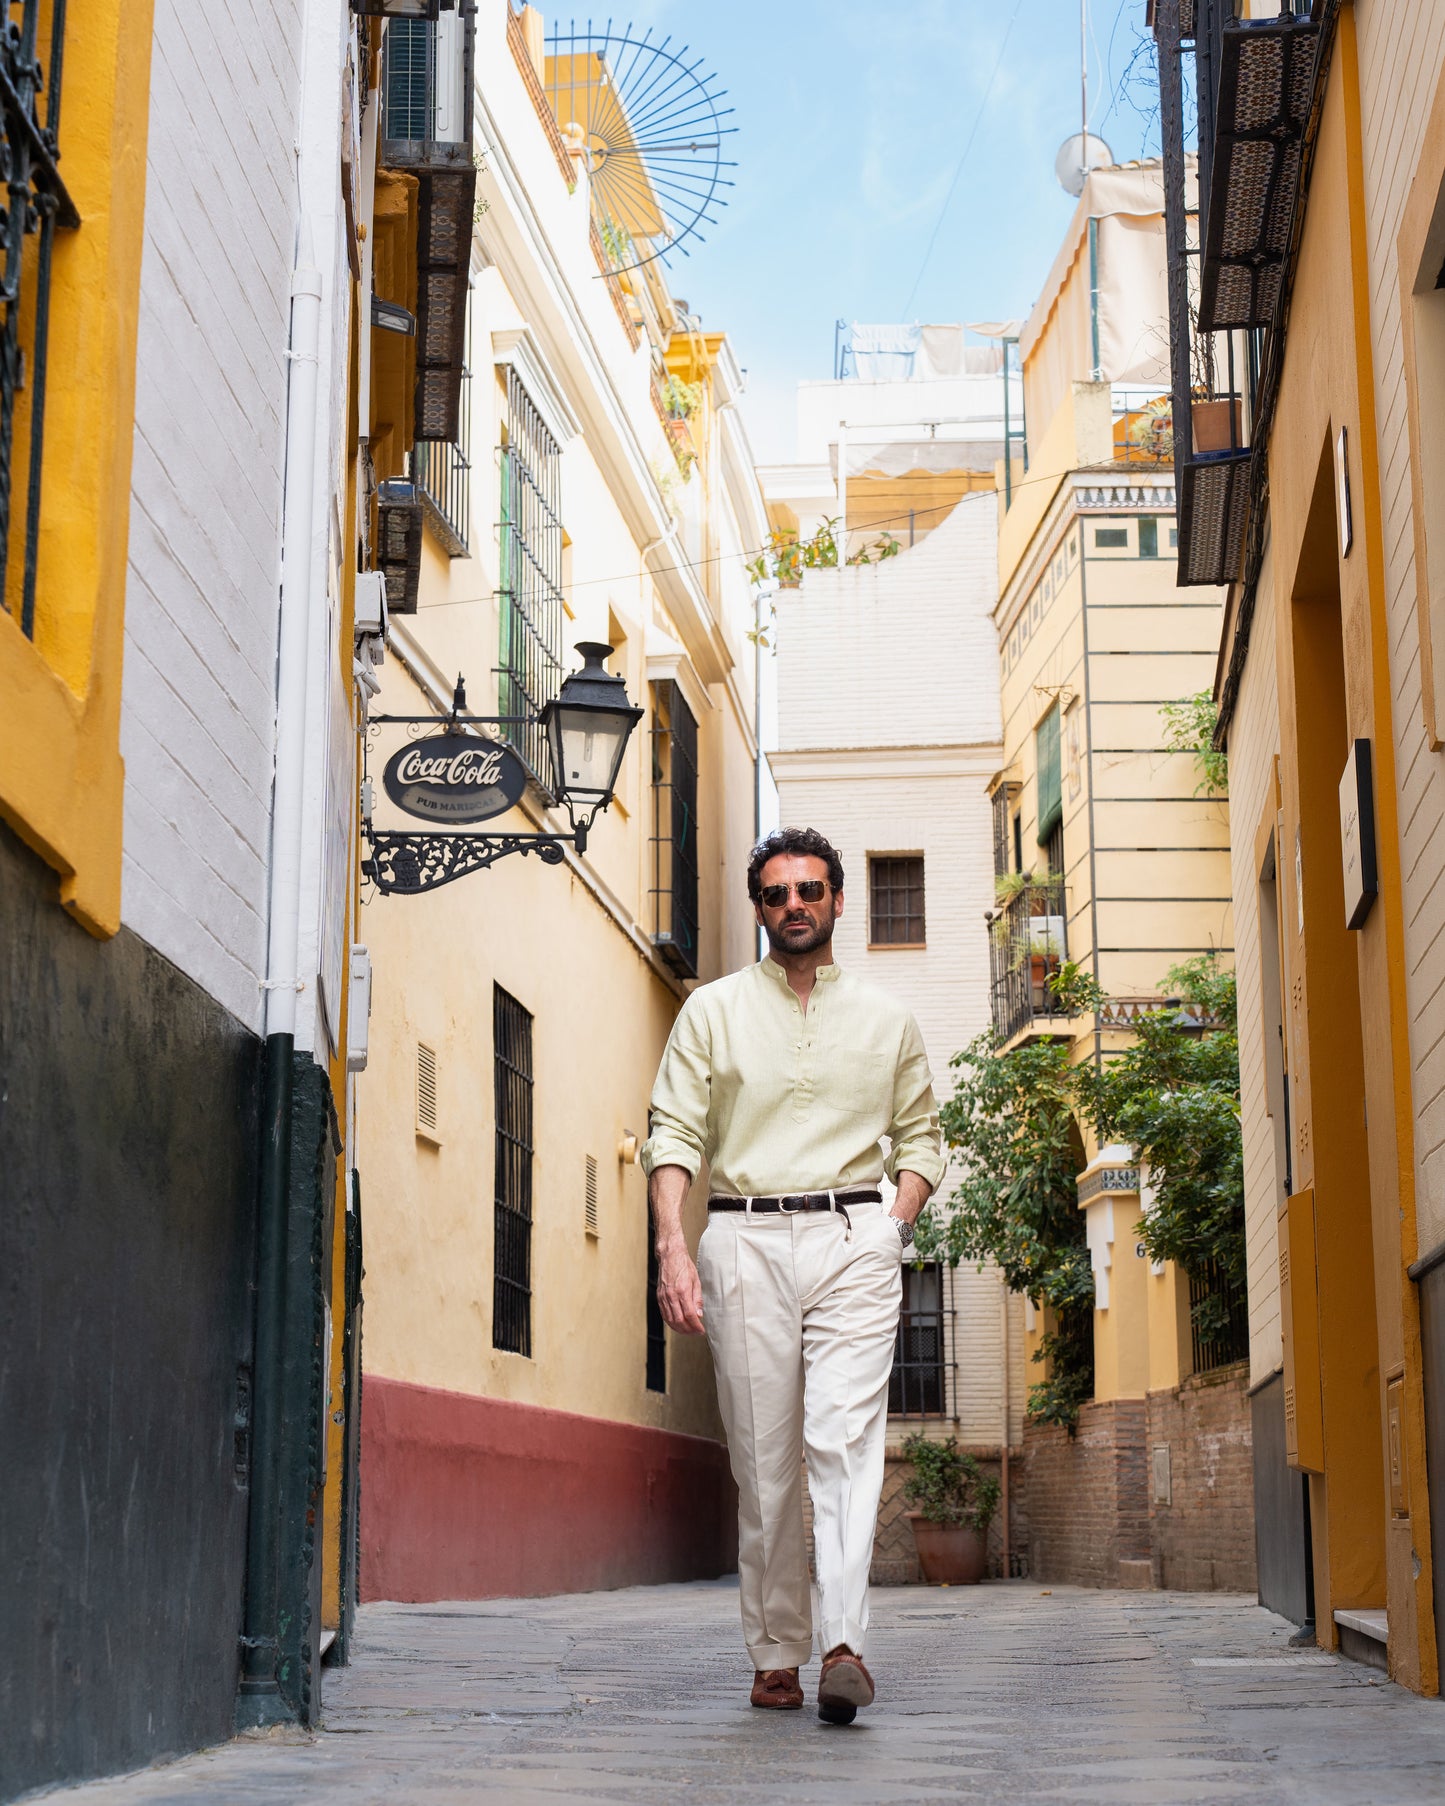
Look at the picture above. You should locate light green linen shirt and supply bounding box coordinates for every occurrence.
[640,956,944,1197]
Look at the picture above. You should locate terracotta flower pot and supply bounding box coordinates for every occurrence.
[1191,396,1243,455]
[906,1513,988,1585]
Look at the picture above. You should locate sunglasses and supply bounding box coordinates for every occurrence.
[759,880,829,908]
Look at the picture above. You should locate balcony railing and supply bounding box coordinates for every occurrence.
[1154,0,1325,588]
[988,877,1067,1044]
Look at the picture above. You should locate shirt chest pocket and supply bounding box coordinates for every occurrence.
[816,1046,893,1115]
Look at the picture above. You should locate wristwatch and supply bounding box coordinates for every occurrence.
[892,1214,915,1250]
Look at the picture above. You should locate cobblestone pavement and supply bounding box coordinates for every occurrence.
[45,1580,1445,1804]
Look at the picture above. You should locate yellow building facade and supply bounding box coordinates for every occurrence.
[992,163,1247,1589]
[1155,0,1445,1686]
[355,2,765,1600]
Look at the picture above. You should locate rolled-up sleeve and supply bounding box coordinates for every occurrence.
[883,1013,944,1190]
[640,995,712,1180]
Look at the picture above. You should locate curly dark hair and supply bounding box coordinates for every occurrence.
[746,827,845,902]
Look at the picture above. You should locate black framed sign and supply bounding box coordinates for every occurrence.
[382,732,529,825]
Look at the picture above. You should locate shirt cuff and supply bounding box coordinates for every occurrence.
[885,1144,945,1191]
[640,1134,703,1181]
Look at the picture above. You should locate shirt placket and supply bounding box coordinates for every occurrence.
[792,980,821,1121]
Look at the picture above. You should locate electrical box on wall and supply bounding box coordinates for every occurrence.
[346,944,372,1072]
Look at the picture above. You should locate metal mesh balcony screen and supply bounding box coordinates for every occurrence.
[1036,706,1062,843]
[869,855,926,946]
[650,680,700,977]
[493,985,535,1357]
[413,306,471,554]
[498,367,564,781]
[0,0,77,642]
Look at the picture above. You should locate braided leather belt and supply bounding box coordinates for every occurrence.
[707,1188,882,1214]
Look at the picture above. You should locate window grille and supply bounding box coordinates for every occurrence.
[645,1239,667,1393]
[0,0,78,641]
[1094,525,1129,548]
[869,855,925,946]
[991,789,1011,878]
[498,368,565,780]
[415,1042,440,1141]
[413,304,471,555]
[1188,1259,1250,1374]
[889,1262,950,1417]
[493,985,535,1357]
[583,1153,599,1238]
[649,680,699,977]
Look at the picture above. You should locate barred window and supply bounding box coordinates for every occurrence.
[650,680,699,978]
[1,1,78,641]
[889,1263,948,1417]
[493,985,534,1357]
[869,855,925,947]
[499,368,565,779]
[991,788,1011,877]
[645,1240,667,1393]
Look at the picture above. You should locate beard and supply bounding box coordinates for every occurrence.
[764,911,836,956]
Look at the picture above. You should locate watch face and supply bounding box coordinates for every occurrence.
[896,1217,915,1247]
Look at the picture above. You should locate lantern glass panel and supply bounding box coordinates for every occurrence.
[552,705,630,801]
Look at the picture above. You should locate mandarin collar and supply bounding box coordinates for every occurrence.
[761,956,841,984]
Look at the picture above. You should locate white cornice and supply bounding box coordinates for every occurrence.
[768,743,1002,783]
[646,648,715,725]
[491,325,581,446]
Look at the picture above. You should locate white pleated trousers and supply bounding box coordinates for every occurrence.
[697,1199,903,1669]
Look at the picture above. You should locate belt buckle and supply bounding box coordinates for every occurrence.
[778,1194,804,1214]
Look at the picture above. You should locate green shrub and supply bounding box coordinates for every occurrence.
[900,1434,1000,1533]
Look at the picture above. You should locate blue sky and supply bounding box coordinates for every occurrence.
[607,0,1163,459]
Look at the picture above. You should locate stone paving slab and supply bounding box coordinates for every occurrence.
[35,1579,1445,1804]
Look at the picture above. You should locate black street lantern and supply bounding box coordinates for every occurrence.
[542,643,645,851]
[364,641,645,894]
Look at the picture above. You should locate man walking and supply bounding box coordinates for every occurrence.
[641,827,943,1724]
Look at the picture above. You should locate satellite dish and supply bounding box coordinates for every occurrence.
[545,22,737,276]
[1055,131,1115,198]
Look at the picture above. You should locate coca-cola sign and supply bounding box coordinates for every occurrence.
[381,732,529,824]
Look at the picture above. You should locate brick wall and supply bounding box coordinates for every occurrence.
[1021,1366,1255,1591]
[1146,1364,1257,1592]
[1024,1398,1149,1586]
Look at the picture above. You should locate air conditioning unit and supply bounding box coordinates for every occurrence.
[355,569,388,640]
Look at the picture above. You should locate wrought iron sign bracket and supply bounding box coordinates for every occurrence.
[365,826,581,896]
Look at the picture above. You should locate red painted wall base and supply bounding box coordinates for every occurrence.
[361,1376,739,1602]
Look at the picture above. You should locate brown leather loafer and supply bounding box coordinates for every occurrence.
[817,1645,874,1722]
[750,1666,804,1709]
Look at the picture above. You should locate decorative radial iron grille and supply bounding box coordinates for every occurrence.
[544,20,735,274]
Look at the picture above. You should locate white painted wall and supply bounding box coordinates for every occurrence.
[119,0,305,1035]
[770,488,1014,1438]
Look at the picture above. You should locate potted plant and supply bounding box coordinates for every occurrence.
[901,1434,1001,1585]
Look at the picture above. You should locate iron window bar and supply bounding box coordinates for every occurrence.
[888,1263,952,1419]
[869,855,925,946]
[1189,1258,1250,1373]
[649,679,700,978]
[0,0,78,642]
[493,984,535,1357]
[498,367,565,783]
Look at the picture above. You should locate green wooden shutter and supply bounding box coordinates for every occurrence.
[1037,705,1062,843]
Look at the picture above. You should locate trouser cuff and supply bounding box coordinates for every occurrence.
[819,1617,866,1659]
[748,1638,814,1671]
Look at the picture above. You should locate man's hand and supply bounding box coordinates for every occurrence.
[888,1168,933,1227]
[650,1164,706,1335]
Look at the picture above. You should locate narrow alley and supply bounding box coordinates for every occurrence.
[48,1582,1445,1805]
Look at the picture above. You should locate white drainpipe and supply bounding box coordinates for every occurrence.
[263,257,324,1041]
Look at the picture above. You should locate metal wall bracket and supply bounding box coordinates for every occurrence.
[365,829,574,894]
